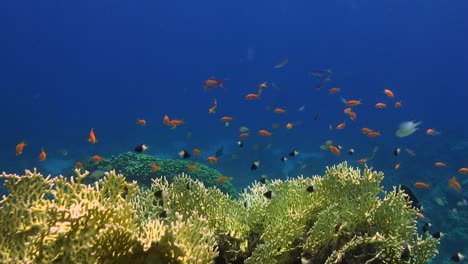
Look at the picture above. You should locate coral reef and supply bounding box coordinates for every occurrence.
[0,162,439,263]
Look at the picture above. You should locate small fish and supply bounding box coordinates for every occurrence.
[394,163,401,170]
[263,190,273,199]
[258,130,272,136]
[245,93,260,100]
[306,185,316,193]
[159,211,168,218]
[203,78,224,89]
[151,164,159,171]
[215,147,224,158]
[274,58,288,68]
[422,222,431,233]
[414,182,430,188]
[426,128,441,136]
[375,102,387,108]
[272,123,280,129]
[310,69,333,77]
[298,105,305,112]
[285,122,294,129]
[237,141,243,147]
[239,132,250,138]
[394,100,403,108]
[336,122,346,130]
[208,99,218,114]
[289,150,300,157]
[216,176,230,183]
[75,162,83,169]
[400,243,411,261]
[405,148,416,157]
[434,162,447,167]
[431,231,443,239]
[346,100,362,107]
[154,189,165,199]
[178,150,190,159]
[251,161,260,170]
[394,148,401,156]
[92,155,103,163]
[451,252,465,262]
[328,145,340,156]
[367,131,381,137]
[239,126,249,133]
[448,176,461,192]
[88,128,97,144]
[348,149,355,155]
[280,156,288,162]
[134,144,149,153]
[193,148,201,155]
[315,77,331,90]
[383,89,395,99]
[15,141,27,156]
[163,115,170,125]
[39,148,47,161]
[207,156,218,164]
[187,165,197,171]
[136,119,147,126]
[459,168,468,174]
[260,175,269,184]
[328,87,340,94]
[313,112,321,120]
[274,108,286,114]
[257,81,268,94]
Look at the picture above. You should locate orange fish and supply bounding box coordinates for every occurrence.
[151,164,159,172]
[207,156,218,164]
[394,163,400,170]
[426,128,441,136]
[347,111,357,121]
[136,119,147,126]
[367,131,381,137]
[239,133,250,138]
[458,168,468,174]
[383,89,395,99]
[375,103,387,108]
[216,176,230,183]
[285,122,293,129]
[75,161,83,169]
[328,145,340,156]
[448,176,461,192]
[88,128,97,144]
[328,87,341,94]
[39,148,47,161]
[92,155,103,163]
[208,99,218,114]
[163,115,170,125]
[414,182,430,188]
[203,78,224,89]
[434,162,447,167]
[220,116,233,122]
[193,148,201,155]
[188,165,197,171]
[343,108,353,114]
[416,212,425,219]
[394,101,403,108]
[361,128,372,134]
[336,122,346,130]
[258,130,272,136]
[274,108,286,114]
[245,93,260,100]
[346,100,362,107]
[357,158,367,164]
[15,141,27,156]
[168,119,184,128]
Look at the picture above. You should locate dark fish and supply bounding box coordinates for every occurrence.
[215,146,224,158]
[306,185,316,193]
[280,156,288,162]
[134,144,149,153]
[237,141,243,147]
[159,211,168,218]
[251,161,260,170]
[399,185,421,209]
[400,244,411,261]
[313,112,321,120]
[264,190,273,199]
[348,149,355,155]
[394,148,401,156]
[178,150,190,159]
[289,150,300,157]
[431,231,443,239]
[260,176,268,184]
[154,190,164,199]
[422,222,431,233]
[316,77,331,90]
[451,252,465,262]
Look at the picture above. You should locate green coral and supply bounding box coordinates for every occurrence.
[78,152,237,197]
[0,162,439,263]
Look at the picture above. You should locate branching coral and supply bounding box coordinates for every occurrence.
[0,162,439,263]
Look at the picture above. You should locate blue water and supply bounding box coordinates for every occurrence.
[1,0,467,262]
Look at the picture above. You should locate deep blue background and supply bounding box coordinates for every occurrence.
[1,0,468,260]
